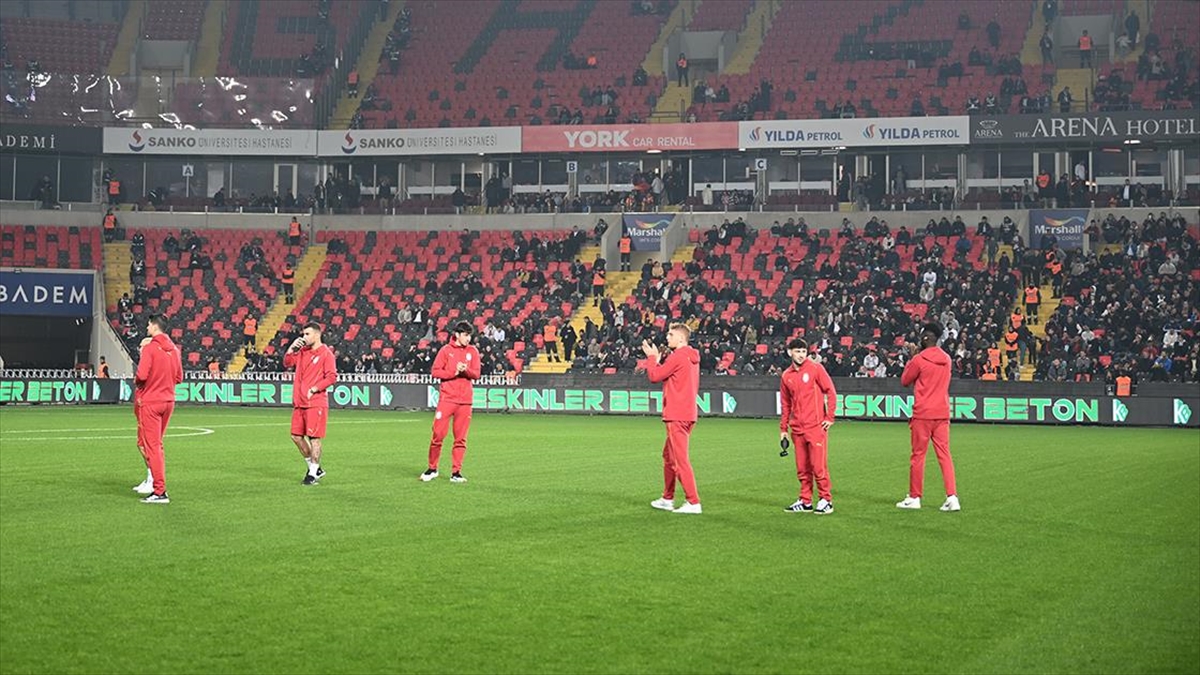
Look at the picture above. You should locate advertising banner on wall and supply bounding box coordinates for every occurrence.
[1029,209,1088,249]
[0,269,94,317]
[102,128,318,155]
[969,110,1200,144]
[522,122,737,153]
[622,213,673,252]
[0,124,103,155]
[2,377,1195,428]
[738,116,969,149]
[321,127,522,156]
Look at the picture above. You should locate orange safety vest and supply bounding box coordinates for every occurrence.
[348,71,359,85]
[1115,376,1131,397]
[243,318,257,336]
[1011,313,1023,329]
[98,363,110,378]
[1005,331,1019,348]
[208,361,221,375]
[988,348,1001,367]
[619,237,631,254]
[103,214,116,230]
[108,180,120,195]
[289,220,301,237]
[1079,35,1092,51]
[592,271,605,287]
[677,56,687,69]
[543,324,558,342]
[1050,261,1062,276]
[1025,287,1039,304]
[1036,174,1050,189]
[586,54,597,67]
[282,268,295,284]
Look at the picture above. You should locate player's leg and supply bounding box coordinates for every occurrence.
[291,408,313,476]
[808,428,832,505]
[661,429,677,501]
[449,404,472,480]
[304,407,327,483]
[930,420,959,510]
[668,421,700,509]
[424,402,451,479]
[908,420,931,499]
[793,432,814,505]
[139,402,168,499]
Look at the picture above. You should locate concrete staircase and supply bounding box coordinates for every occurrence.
[997,276,1061,382]
[192,0,227,78]
[1114,0,1150,63]
[102,242,133,311]
[641,0,698,76]
[226,245,327,373]
[107,0,146,76]
[723,0,780,74]
[1054,67,1094,106]
[651,83,691,122]
[1019,0,1049,66]
[526,246,642,374]
[329,0,405,129]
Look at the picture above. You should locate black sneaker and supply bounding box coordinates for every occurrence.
[420,469,439,482]
[303,473,316,485]
[783,500,813,513]
[140,492,170,504]
[450,472,467,483]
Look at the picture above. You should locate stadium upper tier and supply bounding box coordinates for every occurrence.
[0,0,1193,128]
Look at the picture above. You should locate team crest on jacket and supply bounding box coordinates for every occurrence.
[312,355,320,364]
[802,373,810,383]
[466,354,472,361]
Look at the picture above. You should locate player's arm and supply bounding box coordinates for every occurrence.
[172,350,184,385]
[645,350,681,383]
[313,350,338,392]
[430,347,456,380]
[464,348,482,380]
[818,367,837,428]
[283,349,299,369]
[779,377,792,435]
[900,357,920,387]
[135,344,153,384]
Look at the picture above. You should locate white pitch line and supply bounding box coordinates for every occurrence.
[1,426,216,441]
[0,419,418,435]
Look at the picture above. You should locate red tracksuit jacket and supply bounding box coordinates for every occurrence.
[432,343,482,405]
[284,344,337,408]
[135,333,183,403]
[779,359,836,431]
[647,345,700,422]
[901,346,952,420]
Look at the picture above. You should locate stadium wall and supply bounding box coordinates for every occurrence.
[1,376,1194,428]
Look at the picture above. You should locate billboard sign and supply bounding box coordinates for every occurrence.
[322,127,522,156]
[1029,209,1088,249]
[522,122,737,153]
[0,269,94,317]
[970,110,1200,144]
[103,128,318,155]
[739,116,969,149]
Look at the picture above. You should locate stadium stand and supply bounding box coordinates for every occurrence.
[0,224,101,270]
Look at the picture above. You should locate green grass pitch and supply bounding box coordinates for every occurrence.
[0,406,1197,674]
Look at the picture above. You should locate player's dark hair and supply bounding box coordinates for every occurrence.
[147,314,170,332]
[922,322,943,340]
[454,321,474,335]
[302,322,323,333]
[788,338,808,351]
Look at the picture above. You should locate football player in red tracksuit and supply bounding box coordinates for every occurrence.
[284,322,337,485]
[898,322,961,512]
[644,323,703,514]
[779,338,837,515]
[422,321,481,483]
[134,314,183,504]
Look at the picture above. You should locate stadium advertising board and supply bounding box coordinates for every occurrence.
[102,128,318,156]
[521,122,737,153]
[738,116,969,149]
[969,110,1200,144]
[622,213,673,251]
[320,127,522,156]
[2,378,1194,428]
[1029,209,1088,249]
[0,269,93,317]
[0,124,102,155]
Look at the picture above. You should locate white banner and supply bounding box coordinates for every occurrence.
[322,127,522,156]
[738,116,969,149]
[103,128,318,155]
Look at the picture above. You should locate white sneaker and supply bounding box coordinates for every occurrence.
[674,502,702,515]
[419,469,439,482]
[940,495,961,512]
[132,479,154,495]
[814,498,833,515]
[896,496,921,509]
[650,498,675,511]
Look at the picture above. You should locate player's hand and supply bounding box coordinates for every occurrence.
[821,420,834,431]
[641,340,659,359]
[904,341,919,355]
[780,431,789,442]
[456,362,467,374]
[291,337,306,352]
[307,387,318,397]
[139,337,152,350]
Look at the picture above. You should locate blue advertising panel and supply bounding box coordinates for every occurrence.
[622,213,672,252]
[1028,209,1087,249]
[0,270,94,317]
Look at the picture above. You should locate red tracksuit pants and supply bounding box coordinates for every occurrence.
[789,427,831,503]
[136,401,174,494]
[661,420,700,505]
[908,418,957,499]
[428,401,472,473]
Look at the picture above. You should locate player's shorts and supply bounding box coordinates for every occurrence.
[291,406,328,438]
